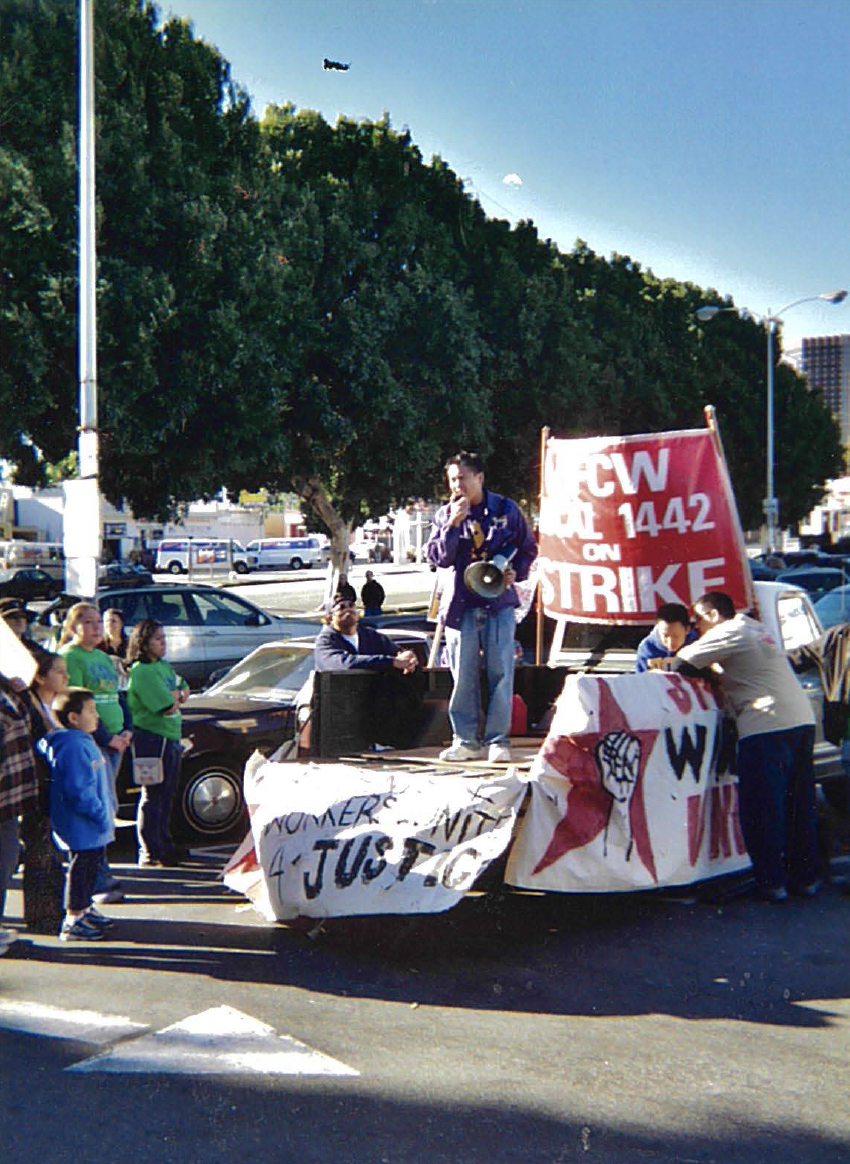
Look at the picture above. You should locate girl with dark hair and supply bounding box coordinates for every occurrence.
[100,608,129,688]
[126,620,189,866]
[101,609,129,661]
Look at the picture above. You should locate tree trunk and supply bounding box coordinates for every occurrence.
[293,475,353,599]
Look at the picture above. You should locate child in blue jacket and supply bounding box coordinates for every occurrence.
[37,688,117,941]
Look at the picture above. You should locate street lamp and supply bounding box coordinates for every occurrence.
[696,290,848,554]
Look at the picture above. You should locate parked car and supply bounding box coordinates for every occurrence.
[38,585,322,688]
[244,536,329,571]
[813,584,850,629]
[0,566,63,602]
[98,562,154,589]
[774,567,849,605]
[137,629,432,841]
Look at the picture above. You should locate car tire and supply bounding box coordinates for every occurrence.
[233,561,249,575]
[168,561,184,575]
[173,757,246,843]
[289,557,303,570]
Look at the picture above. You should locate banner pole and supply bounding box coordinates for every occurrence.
[704,404,756,610]
[535,426,550,665]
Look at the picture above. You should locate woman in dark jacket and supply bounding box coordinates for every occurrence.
[20,651,68,931]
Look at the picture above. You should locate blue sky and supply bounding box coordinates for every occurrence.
[160,0,849,352]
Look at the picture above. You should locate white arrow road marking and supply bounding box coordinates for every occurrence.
[0,1000,147,1044]
[67,1005,360,1076]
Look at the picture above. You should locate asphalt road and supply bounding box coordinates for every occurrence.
[1,830,848,1164]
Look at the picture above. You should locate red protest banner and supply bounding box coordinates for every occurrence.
[538,427,754,623]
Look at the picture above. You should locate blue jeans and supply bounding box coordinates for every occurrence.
[65,847,103,913]
[736,725,819,891]
[443,606,517,749]
[93,745,122,894]
[133,729,182,860]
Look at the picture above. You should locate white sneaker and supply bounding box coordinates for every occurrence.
[439,743,483,762]
[487,743,512,764]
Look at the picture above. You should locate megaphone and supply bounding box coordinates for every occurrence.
[463,547,517,600]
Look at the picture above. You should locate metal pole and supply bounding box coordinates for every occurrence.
[79,0,97,481]
[765,320,777,554]
[535,426,550,665]
[63,0,101,599]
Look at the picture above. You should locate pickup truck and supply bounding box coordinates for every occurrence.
[547,580,845,788]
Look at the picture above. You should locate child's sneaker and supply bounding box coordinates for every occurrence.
[84,907,116,930]
[59,916,105,942]
[0,927,18,955]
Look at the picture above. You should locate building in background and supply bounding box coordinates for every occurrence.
[802,334,850,471]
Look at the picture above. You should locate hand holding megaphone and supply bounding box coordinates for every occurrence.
[464,546,517,599]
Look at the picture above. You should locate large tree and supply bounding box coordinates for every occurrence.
[1,0,842,559]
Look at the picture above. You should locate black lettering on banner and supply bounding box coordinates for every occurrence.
[664,725,708,783]
[354,794,382,825]
[428,807,464,842]
[303,839,339,899]
[441,847,481,890]
[334,836,371,887]
[471,810,497,837]
[710,716,736,777]
[337,797,357,827]
[284,812,305,835]
[396,837,437,882]
[268,845,287,881]
[361,834,391,883]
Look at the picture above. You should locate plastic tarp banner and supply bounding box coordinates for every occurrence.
[538,428,754,623]
[226,757,526,920]
[505,671,750,892]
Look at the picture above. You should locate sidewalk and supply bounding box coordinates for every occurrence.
[217,561,432,589]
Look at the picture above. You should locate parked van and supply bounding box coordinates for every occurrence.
[245,536,329,571]
[0,540,65,582]
[155,538,252,575]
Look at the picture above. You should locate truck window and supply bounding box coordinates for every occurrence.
[776,593,821,651]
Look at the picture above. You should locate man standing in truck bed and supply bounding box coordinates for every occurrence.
[426,451,537,764]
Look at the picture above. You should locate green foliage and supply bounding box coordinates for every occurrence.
[0,0,842,543]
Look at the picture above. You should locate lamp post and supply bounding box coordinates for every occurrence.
[696,290,848,554]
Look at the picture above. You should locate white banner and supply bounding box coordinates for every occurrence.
[506,672,750,892]
[230,758,526,920]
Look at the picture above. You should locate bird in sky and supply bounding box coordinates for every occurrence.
[323,58,350,71]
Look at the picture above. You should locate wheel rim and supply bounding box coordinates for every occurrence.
[182,766,243,834]
[290,558,302,570]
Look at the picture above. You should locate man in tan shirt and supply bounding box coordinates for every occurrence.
[661,591,819,901]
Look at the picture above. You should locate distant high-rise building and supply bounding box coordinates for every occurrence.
[802,334,850,468]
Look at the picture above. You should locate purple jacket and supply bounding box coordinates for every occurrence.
[426,489,537,630]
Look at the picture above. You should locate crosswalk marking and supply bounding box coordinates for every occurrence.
[0,1000,147,1045]
[67,1004,359,1076]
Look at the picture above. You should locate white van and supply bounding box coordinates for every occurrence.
[155,538,252,575]
[245,536,329,571]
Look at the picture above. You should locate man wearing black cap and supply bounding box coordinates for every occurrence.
[315,595,418,673]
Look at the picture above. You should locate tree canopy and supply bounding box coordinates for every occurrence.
[1,0,842,557]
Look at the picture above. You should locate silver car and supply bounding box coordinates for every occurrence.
[95,585,321,688]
